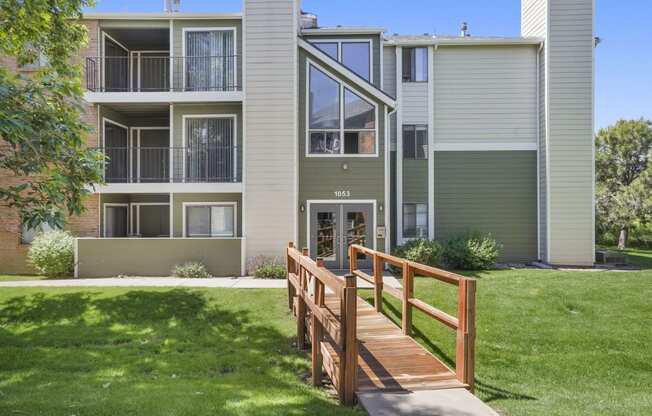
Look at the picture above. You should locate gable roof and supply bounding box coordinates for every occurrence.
[298,37,396,109]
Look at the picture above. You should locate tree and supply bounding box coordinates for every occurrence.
[0,0,104,231]
[595,118,652,249]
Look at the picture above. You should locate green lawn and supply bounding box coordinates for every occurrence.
[0,251,650,415]
[0,288,362,415]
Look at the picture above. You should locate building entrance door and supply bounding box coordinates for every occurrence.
[310,203,373,270]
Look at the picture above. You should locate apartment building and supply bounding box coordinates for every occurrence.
[0,0,595,276]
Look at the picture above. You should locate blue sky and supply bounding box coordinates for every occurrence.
[85,0,652,130]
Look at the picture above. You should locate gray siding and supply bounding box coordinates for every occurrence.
[243,0,298,261]
[383,45,396,97]
[402,82,429,125]
[433,46,538,147]
[522,0,594,265]
[434,151,538,262]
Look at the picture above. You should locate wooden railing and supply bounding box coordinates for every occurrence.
[286,242,358,405]
[349,244,477,391]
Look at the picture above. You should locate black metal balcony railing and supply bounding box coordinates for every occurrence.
[85,55,240,92]
[99,146,241,183]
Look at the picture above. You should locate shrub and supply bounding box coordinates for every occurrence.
[442,232,502,270]
[393,239,443,267]
[28,230,75,277]
[248,255,286,279]
[172,261,211,278]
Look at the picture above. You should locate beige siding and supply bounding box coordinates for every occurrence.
[522,0,594,265]
[383,45,396,97]
[402,82,429,125]
[243,0,298,262]
[433,46,538,147]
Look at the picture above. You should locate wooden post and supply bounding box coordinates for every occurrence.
[349,244,358,273]
[372,253,383,313]
[456,278,476,392]
[296,248,309,350]
[311,258,326,386]
[287,242,295,310]
[342,273,358,405]
[401,262,413,336]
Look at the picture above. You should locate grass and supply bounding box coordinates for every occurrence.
[360,250,652,416]
[0,288,363,415]
[0,249,650,415]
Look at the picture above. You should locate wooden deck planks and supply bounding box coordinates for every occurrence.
[323,294,464,394]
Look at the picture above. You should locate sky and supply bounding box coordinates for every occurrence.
[85,0,652,130]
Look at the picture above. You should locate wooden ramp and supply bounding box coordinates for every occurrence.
[324,294,466,393]
[287,243,477,408]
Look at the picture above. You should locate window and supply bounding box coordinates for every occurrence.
[19,44,49,70]
[313,40,372,81]
[403,125,428,159]
[21,222,56,244]
[403,203,428,238]
[402,48,428,82]
[185,204,235,237]
[308,64,377,156]
[185,116,236,181]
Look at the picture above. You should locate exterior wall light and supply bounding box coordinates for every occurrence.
[379,204,384,212]
[342,162,349,171]
[299,204,305,213]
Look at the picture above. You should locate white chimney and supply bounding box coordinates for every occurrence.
[164,0,179,13]
[460,22,470,37]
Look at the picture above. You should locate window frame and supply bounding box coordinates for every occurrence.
[181,26,238,91]
[402,203,428,239]
[182,202,237,238]
[402,124,429,160]
[20,221,57,245]
[306,59,379,158]
[310,38,374,83]
[181,114,238,182]
[402,47,429,83]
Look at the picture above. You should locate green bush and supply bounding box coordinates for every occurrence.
[28,230,75,277]
[172,262,211,278]
[443,232,502,270]
[392,239,443,267]
[248,256,286,279]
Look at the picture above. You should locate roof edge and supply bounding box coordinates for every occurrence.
[302,27,386,36]
[82,12,242,20]
[384,37,544,46]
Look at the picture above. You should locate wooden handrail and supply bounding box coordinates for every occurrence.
[286,242,358,405]
[348,244,476,392]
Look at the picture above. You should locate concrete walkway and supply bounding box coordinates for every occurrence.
[358,389,499,416]
[0,274,402,289]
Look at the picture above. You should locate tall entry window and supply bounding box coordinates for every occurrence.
[313,40,372,81]
[308,63,377,156]
[184,203,235,237]
[403,203,428,238]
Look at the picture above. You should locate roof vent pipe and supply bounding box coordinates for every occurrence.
[460,22,470,37]
[164,0,180,13]
[300,11,318,29]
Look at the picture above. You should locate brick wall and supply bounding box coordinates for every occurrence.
[0,19,101,275]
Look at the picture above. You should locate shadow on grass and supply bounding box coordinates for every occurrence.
[372,296,536,405]
[0,289,357,415]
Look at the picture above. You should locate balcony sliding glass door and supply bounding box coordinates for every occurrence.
[185,117,235,182]
[104,120,129,183]
[185,29,235,91]
[104,36,129,92]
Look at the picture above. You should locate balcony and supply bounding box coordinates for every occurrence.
[97,146,242,193]
[84,55,242,102]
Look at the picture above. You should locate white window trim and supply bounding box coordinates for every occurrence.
[103,203,129,238]
[131,126,171,183]
[181,27,237,91]
[310,38,374,83]
[402,124,429,160]
[129,202,170,236]
[401,46,429,83]
[102,117,129,182]
[182,201,237,238]
[101,32,130,91]
[402,202,428,240]
[305,59,379,158]
[181,114,238,182]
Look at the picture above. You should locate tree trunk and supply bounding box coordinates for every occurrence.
[618,227,628,250]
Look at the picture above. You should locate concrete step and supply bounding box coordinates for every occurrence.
[358,388,498,416]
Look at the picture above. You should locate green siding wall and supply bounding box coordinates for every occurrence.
[171,193,242,237]
[297,49,388,250]
[403,159,428,204]
[77,238,242,277]
[434,151,538,262]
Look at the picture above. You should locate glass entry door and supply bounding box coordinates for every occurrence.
[310,203,373,270]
